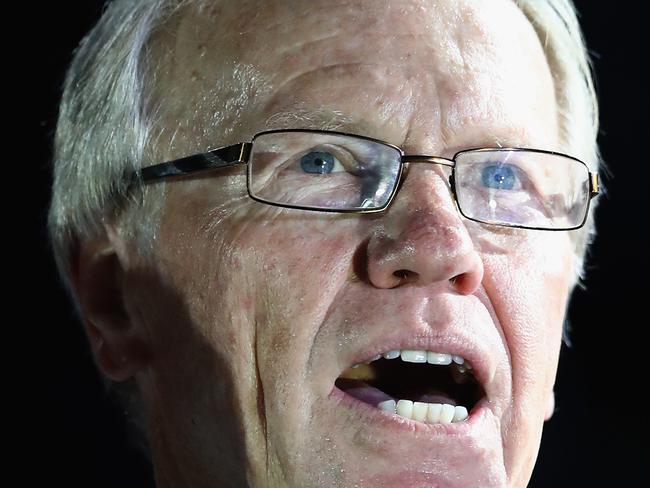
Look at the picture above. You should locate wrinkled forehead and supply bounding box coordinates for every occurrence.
[152,0,555,155]
[177,0,540,67]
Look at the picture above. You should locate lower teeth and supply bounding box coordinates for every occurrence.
[377,399,468,424]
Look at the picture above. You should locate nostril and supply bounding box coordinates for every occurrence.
[393,269,418,285]
[448,262,483,295]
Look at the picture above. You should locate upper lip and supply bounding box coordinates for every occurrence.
[335,328,499,408]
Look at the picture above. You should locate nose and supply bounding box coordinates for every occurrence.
[364,164,484,294]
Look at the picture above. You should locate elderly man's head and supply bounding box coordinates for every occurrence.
[49,0,599,486]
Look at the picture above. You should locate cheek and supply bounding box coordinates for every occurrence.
[478,230,572,474]
[476,226,572,332]
[483,230,571,382]
[156,180,363,407]
[215,212,364,464]
[507,231,571,342]
[142,182,267,423]
[229,210,360,366]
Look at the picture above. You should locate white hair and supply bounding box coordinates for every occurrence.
[514,0,601,284]
[48,0,601,459]
[49,0,173,291]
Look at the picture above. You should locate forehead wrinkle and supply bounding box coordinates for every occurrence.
[260,107,525,157]
[176,0,555,157]
[263,108,380,137]
[236,0,366,35]
[436,6,558,150]
[261,62,416,142]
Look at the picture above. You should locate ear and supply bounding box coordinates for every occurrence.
[70,226,150,382]
[544,390,555,421]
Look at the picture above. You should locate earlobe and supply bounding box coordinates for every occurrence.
[86,321,149,381]
[71,231,150,382]
[544,391,555,421]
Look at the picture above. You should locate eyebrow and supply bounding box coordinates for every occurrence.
[263,108,379,137]
[260,108,537,151]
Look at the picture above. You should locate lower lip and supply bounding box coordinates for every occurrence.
[329,386,490,436]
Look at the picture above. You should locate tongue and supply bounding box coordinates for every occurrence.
[336,379,457,406]
[336,379,393,405]
[416,392,457,406]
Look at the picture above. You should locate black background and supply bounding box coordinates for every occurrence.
[28,1,649,486]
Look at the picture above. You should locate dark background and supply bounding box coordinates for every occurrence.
[28,1,648,486]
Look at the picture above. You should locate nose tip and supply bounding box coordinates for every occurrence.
[363,166,484,294]
[366,223,484,294]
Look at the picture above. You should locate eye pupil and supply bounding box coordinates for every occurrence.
[482,164,515,189]
[300,151,335,174]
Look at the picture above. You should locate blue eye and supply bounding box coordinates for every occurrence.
[300,151,335,174]
[481,164,517,190]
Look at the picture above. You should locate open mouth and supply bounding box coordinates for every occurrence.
[335,349,485,424]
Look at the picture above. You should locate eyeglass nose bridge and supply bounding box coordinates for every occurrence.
[394,154,458,201]
[401,155,456,168]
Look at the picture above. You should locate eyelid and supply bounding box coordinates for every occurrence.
[310,144,363,172]
[508,161,547,197]
[488,161,549,202]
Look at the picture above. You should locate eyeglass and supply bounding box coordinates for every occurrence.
[129,129,599,231]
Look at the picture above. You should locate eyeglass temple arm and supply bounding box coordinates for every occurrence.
[129,142,252,185]
[589,172,599,198]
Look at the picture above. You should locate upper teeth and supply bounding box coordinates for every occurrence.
[364,349,473,369]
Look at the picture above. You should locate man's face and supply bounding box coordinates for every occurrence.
[128,1,572,486]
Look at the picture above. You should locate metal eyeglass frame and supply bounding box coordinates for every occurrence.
[128,128,600,231]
